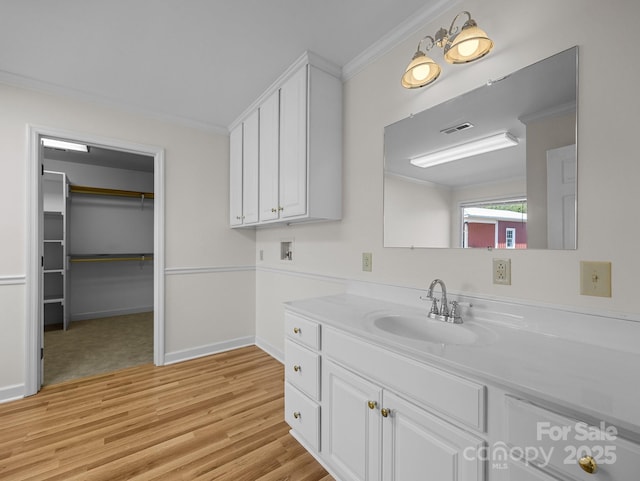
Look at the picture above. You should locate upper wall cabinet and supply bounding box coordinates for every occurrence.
[229,51,343,228]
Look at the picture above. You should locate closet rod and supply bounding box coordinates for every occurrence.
[70,185,154,199]
[70,255,153,263]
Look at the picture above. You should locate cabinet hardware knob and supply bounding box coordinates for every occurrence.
[367,401,377,410]
[293,327,300,334]
[278,206,284,211]
[381,408,390,418]
[293,411,301,419]
[293,365,301,372]
[578,455,598,474]
[236,216,241,220]
[271,208,277,213]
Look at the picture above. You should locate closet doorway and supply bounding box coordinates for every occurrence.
[27,126,165,394]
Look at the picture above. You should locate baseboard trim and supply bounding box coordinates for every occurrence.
[164,336,256,365]
[255,337,284,364]
[0,384,26,404]
[69,306,154,322]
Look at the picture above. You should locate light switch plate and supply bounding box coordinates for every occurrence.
[580,261,611,297]
[362,252,372,272]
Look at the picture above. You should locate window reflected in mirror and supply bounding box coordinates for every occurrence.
[461,199,527,249]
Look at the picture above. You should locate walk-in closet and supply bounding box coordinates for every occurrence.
[41,139,155,385]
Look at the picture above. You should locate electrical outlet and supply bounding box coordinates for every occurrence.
[362,252,372,272]
[493,258,511,285]
[580,261,611,297]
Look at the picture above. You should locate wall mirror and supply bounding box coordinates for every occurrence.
[384,46,577,249]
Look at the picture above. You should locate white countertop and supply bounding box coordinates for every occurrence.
[285,293,640,436]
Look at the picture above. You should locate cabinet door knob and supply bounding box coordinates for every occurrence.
[381,408,390,418]
[293,327,300,334]
[367,401,377,410]
[578,456,598,474]
[278,206,284,211]
[293,365,301,372]
[293,411,301,419]
[271,208,277,213]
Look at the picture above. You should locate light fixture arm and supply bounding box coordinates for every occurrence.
[416,35,436,53]
[447,11,473,38]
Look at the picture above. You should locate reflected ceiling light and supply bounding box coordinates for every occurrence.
[402,11,493,89]
[41,138,89,152]
[410,132,518,168]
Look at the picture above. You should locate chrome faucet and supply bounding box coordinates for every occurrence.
[427,278,449,318]
[421,278,465,323]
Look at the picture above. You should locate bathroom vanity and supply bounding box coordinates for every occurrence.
[283,290,640,481]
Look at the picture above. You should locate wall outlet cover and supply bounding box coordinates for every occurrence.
[493,258,511,285]
[580,261,611,297]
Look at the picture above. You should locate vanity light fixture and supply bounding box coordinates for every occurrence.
[410,132,518,168]
[41,138,89,152]
[401,11,493,89]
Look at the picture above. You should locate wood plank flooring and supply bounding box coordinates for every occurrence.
[0,346,334,481]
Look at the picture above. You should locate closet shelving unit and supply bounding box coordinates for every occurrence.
[68,184,154,264]
[43,171,70,330]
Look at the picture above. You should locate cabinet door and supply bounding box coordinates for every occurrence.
[259,89,280,221]
[382,391,485,481]
[242,109,259,224]
[279,65,308,218]
[323,360,382,481]
[229,124,244,226]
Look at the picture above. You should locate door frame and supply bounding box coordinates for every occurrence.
[26,124,166,395]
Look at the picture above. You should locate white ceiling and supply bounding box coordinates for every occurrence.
[0,0,444,132]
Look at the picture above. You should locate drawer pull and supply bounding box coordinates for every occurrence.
[367,400,377,410]
[381,408,391,418]
[293,411,301,419]
[293,365,301,372]
[293,327,301,334]
[579,456,598,474]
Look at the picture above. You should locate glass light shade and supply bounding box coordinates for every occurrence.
[443,23,493,64]
[401,51,441,89]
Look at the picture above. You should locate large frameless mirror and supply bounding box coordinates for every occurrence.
[384,46,578,249]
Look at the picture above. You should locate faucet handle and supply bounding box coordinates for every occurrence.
[419,295,439,315]
[447,301,472,323]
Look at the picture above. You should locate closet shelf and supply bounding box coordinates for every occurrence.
[70,254,153,263]
[70,185,154,199]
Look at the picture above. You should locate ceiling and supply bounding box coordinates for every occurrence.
[0,0,443,132]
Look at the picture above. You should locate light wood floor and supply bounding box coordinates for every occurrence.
[0,346,334,481]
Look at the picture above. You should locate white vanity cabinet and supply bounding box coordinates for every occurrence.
[284,307,486,481]
[229,51,342,227]
[322,327,485,481]
[284,312,322,452]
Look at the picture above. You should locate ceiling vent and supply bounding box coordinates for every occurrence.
[441,122,474,134]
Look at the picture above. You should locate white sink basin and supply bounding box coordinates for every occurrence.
[367,313,496,346]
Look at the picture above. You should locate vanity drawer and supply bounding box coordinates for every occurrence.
[285,382,320,452]
[323,327,485,431]
[505,396,640,480]
[285,311,320,350]
[285,339,320,400]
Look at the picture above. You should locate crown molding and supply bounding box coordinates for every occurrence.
[0,69,229,135]
[342,0,461,81]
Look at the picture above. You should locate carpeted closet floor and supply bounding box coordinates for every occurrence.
[44,311,153,385]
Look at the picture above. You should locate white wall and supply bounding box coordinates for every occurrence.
[255,0,640,355]
[0,83,256,397]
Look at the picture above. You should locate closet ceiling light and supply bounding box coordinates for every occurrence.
[41,138,89,152]
[410,132,518,168]
[402,11,493,89]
